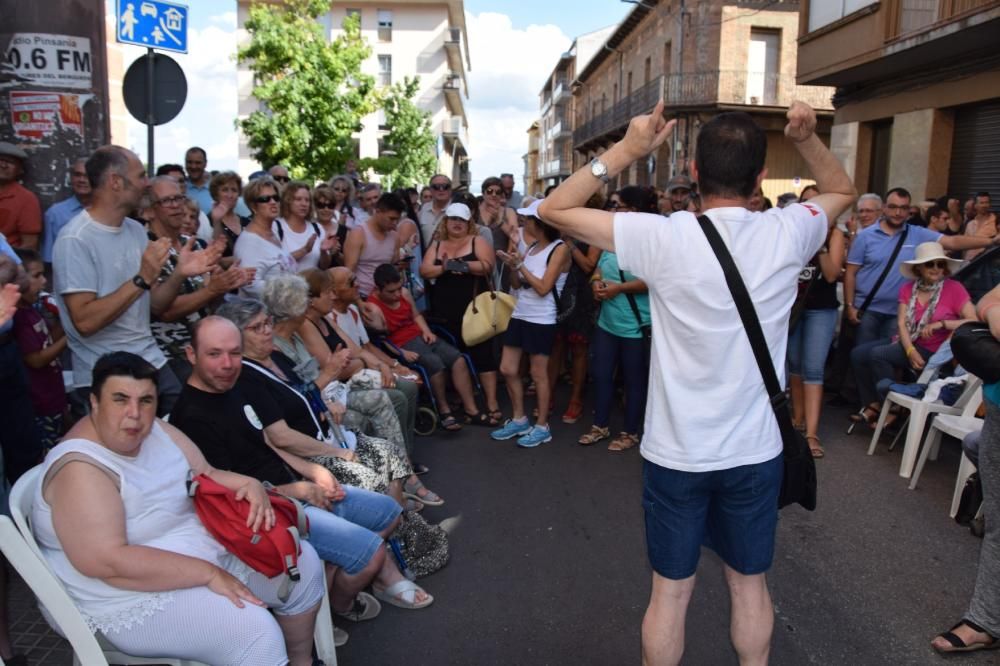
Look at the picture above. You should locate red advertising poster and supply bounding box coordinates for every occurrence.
[10,90,83,140]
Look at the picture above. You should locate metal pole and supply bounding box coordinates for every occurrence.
[146,48,155,174]
[675,0,685,176]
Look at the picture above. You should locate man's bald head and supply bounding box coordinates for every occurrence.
[190,315,241,352]
[330,266,352,288]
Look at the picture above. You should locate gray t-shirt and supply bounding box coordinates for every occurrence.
[53,210,166,387]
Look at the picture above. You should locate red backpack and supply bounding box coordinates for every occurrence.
[187,473,309,600]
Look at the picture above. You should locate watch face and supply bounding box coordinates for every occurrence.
[591,159,607,178]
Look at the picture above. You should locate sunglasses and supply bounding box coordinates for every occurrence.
[315,201,335,209]
[484,188,503,196]
[254,194,281,204]
[273,176,290,184]
[921,260,948,269]
[430,183,451,191]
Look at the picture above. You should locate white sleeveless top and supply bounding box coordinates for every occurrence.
[511,240,567,325]
[32,422,246,633]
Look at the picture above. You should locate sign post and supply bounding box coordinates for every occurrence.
[115,0,189,173]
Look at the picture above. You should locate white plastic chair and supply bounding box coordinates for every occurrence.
[868,374,982,478]
[9,466,338,666]
[908,386,983,492]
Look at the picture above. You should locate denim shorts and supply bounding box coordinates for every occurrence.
[787,307,838,384]
[304,485,401,574]
[642,454,782,580]
[503,317,556,356]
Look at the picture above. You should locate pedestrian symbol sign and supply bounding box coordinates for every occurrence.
[116,0,189,54]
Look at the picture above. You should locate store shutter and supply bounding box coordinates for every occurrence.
[949,99,1000,210]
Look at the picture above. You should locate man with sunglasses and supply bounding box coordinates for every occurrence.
[418,174,452,247]
[54,147,220,416]
[268,164,291,188]
[845,186,1000,349]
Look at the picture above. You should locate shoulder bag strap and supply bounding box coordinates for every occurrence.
[857,226,908,317]
[544,240,565,305]
[618,268,647,332]
[695,215,796,446]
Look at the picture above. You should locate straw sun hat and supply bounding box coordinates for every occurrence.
[899,242,963,280]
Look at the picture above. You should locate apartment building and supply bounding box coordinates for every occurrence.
[534,25,617,191]
[571,0,835,201]
[796,1,1000,203]
[523,120,542,197]
[237,0,471,186]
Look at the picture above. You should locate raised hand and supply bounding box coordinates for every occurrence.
[176,237,222,278]
[0,283,20,327]
[621,100,677,160]
[784,101,817,143]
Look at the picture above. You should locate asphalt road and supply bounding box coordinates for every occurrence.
[337,390,998,666]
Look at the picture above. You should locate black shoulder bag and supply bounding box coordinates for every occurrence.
[856,226,908,318]
[696,215,817,511]
[619,268,652,360]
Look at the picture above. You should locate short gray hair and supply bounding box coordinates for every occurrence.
[857,193,883,210]
[262,273,309,322]
[86,145,132,190]
[215,297,267,331]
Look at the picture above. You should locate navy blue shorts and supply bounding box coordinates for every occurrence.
[642,454,782,580]
[503,317,557,356]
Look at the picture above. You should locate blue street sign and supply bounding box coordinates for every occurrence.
[115,0,189,54]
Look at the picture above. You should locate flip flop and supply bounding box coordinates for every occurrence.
[806,435,825,459]
[439,413,463,431]
[373,579,434,610]
[404,498,424,512]
[404,478,444,506]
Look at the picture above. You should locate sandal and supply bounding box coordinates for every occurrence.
[608,432,640,452]
[578,425,610,446]
[404,498,424,512]
[488,409,503,426]
[372,579,434,610]
[850,404,880,424]
[403,478,444,506]
[335,591,382,622]
[933,619,1000,654]
[439,413,462,431]
[562,400,583,424]
[806,435,825,459]
[463,411,495,427]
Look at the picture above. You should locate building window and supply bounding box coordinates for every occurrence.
[746,29,779,105]
[377,9,392,42]
[626,71,633,96]
[807,0,878,32]
[378,55,392,87]
[644,57,652,85]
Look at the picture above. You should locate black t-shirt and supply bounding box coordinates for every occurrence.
[238,359,326,440]
[796,257,840,310]
[170,383,297,486]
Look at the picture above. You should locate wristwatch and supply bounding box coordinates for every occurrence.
[590,158,610,184]
[131,274,152,290]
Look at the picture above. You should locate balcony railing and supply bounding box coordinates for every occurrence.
[885,0,995,41]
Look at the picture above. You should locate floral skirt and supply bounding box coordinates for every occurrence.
[309,432,411,494]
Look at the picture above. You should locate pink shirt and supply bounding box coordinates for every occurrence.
[898,278,970,353]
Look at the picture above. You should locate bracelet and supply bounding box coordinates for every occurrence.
[905,345,916,358]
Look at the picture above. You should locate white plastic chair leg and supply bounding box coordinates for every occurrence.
[867,401,892,455]
[313,590,338,666]
[950,453,978,518]
[909,427,942,490]
[899,403,931,478]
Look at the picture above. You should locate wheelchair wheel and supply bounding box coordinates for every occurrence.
[415,406,438,436]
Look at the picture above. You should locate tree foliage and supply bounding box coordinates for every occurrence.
[237,0,378,180]
[375,77,439,191]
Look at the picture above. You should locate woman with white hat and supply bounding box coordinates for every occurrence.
[850,241,976,427]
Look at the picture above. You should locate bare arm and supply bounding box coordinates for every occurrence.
[817,230,845,283]
[979,283,1000,339]
[939,233,998,252]
[783,102,857,226]
[263,419,345,459]
[843,263,861,323]
[21,335,67,369]
[515,244,571,297]
[343,228,364,271]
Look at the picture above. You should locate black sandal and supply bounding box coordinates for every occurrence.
[464,411,495,427]
[439,413,463,431]
[934,619,1000,654]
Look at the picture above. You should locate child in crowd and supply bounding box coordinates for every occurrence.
[13,249,67,454]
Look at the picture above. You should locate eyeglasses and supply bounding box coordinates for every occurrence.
[315,201,334,209]
[484,188,503,197]
[154,195,187,207]
[273,176,290,184]
[254,194,281,204]
[921,260,948,270]
[71,171,88,178]
[430,183,451,191]
[857,208,879,214]
[246,317,275,333]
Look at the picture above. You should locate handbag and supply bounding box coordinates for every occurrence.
[462,270,516,346]
[951,322,1000,383]
[696,215,817,511]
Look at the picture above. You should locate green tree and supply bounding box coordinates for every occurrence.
[374,76,438,191]
[237,0,378,180]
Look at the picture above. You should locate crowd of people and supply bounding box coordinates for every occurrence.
[0,92,998,664]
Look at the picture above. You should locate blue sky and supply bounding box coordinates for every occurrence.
[117,1,631,187]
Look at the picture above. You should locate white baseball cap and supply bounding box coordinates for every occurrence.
[445,202,471,220]
[516,198,544,218]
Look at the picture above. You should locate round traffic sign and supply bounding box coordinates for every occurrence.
[122,52,187,126]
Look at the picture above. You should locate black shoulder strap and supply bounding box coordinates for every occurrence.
[857,225,908,316]
[273,220,284,241]
[619,268,646,331]
[311,221,321,237]
[545,240,565,303]
[695,215,796,443]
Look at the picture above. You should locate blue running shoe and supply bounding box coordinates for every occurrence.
[516,425,552,448]
[490,418,531,440]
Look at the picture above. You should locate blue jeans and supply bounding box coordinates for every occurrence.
[855,309,897,348]
[590,326,648,433]
[851,338,932,408]
[787,308,838,384]
[304,485,401,574]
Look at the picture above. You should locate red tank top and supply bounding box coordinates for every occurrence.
[368,293,422,347]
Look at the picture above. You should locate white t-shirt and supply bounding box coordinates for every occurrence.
[233,229,297,299]
[275,218,326,271]
[614,204,827,472]
[331,304,369,346]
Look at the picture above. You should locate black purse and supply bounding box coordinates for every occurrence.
[951,322,1000,383]
[696,215,817,511]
